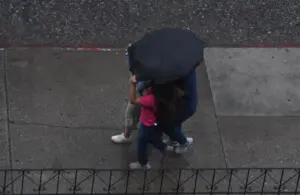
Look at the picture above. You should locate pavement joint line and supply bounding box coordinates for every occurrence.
[8,120,123,131]
[203,63,228,168]
[2,49,14,192]
[8,120,199,133]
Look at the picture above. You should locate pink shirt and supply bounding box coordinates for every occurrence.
[140,94,157,126]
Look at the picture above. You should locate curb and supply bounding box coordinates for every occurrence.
[0,43,300,52]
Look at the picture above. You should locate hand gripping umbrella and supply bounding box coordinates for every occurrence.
[128,28,205,83]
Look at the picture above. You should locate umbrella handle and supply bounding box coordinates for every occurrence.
[127,45,133,72]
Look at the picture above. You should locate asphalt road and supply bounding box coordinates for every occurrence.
[0,0,299,47]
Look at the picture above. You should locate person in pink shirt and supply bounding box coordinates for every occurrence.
[128,75,187,169]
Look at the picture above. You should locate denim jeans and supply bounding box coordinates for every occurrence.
[137,124,166,165]
[162,107,196,145]
[166,105,197,144]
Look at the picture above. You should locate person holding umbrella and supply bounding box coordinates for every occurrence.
[128,75,189,169]
[111,45,151,143]
[111,70,196,154]
[126,28,204,153]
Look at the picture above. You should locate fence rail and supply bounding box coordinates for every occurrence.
[0,168,300,194]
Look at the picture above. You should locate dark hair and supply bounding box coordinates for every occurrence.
[152,78,185,128]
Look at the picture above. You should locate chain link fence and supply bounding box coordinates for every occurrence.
[0,168,299,194]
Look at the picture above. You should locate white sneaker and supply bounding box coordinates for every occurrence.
[129,162,151,170]
[174,137,193,154]
[111,133,132,143]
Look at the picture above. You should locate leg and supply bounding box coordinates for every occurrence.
[148,128,172,165]
[137,124,149,165]
[130,124,151,169]
[111,102,141,143]
[148,127,168,152]
[173,123,193,154]
[164,98,197,143]
[163,107,196,153]
[163,124,187,145]
[130,103,141,130]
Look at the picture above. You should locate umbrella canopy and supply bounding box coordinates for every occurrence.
[128,28,204,83]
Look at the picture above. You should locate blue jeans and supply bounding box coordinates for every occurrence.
[171,106,197,144]
[137,124,166,165]
[162,106,196,144]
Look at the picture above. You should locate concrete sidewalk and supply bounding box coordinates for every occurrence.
[0,48,299,171]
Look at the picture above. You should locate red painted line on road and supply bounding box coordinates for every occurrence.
[0,43,300,51]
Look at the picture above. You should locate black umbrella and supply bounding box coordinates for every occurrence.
[128,28,204,83]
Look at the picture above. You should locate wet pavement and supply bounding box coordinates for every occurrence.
[0,48,300,194]
[0,0,300,46]
[2,49,225,170]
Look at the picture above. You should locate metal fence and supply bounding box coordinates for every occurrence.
[0,168,300,194]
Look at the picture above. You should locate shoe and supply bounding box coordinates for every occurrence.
[111,133,132,143]
[129,162,151,170]
[174,137,193,154]
[163,139,180,147]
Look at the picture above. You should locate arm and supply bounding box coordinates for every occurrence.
[129,78,141,105]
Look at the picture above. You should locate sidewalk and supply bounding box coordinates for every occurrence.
[1,49,224,170]
[1,48,300,169]
[0,48,299,193]
[204,48,300,168]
